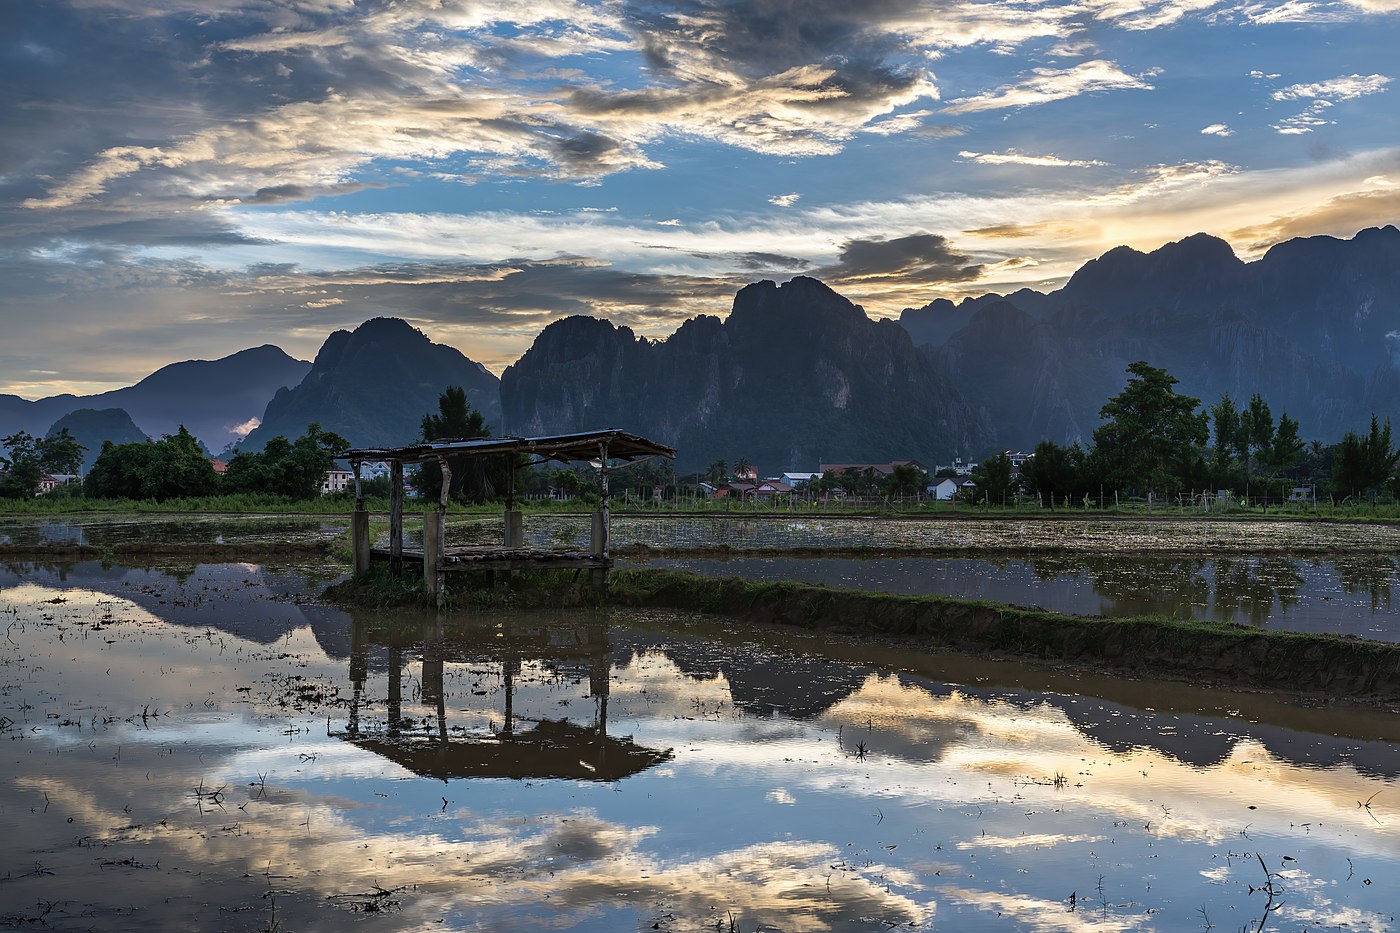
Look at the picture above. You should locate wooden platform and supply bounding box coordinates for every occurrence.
[370,545,608,572]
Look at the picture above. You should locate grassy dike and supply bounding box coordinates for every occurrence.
[609,568,1400,703]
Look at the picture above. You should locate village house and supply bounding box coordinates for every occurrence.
[780,471,821,486]
[36,474,80,495]
[931,477,977,501]
[753,479,793,498]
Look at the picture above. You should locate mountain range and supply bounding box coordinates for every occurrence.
[0,346,310,452]
[903,225,1400,451]
[4,225,1398,473]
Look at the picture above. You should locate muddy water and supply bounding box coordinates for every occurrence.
[3,561,1400,931]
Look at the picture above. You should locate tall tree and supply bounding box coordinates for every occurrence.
[417,386,496,502]
[1209,394,1239,480]
[1333,415,1398,501]
[1264,412,1305,476]
[1093,362,1208,495]
[1021,439,1074,509]
[973,452,1015,505]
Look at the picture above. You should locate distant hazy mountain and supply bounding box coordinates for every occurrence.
[0,345,310,452]
[238,317,502,451]
[501,276,987,471]
[46,408,150,472]
[903,226,1400,448]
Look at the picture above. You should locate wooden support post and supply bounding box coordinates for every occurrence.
[504,508,523,548]
[590,510,606,558]
[423,510,440,604]
[389,460,404,578]
[352,459,363,511]
[598,441,610,559]
[435,455,450,609]
[351,508,371,576]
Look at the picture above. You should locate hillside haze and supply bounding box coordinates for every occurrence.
[0,346,310,452]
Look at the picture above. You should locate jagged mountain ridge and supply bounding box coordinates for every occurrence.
[501,276,988,470]
[0,346,310,452]
[238,317,502,451]
[903,226,1400,447]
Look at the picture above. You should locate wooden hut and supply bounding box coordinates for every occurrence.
[345,429,676,606]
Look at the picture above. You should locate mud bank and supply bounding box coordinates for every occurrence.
[610,568,1400,703]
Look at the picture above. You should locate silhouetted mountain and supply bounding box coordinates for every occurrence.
[0,345,310,453]
[239,317,501,451]
[906,226,1400,447]
[501,276,987,470]
[46,408,149,472]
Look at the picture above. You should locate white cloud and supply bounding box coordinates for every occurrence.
[768,193,801,207]
[1271,73,1393,100]
[943,60,1157,113]
[958,149,1109,167]
[1200,123,1234,135]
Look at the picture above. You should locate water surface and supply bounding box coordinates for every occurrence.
[2,562,1398,931]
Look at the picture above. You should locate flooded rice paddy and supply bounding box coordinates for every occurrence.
[3,553,1400,931]
[634,553,1400,641]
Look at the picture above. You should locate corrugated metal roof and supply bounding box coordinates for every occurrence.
[347,429,676,465]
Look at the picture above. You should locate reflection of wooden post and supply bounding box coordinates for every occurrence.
[352,509,371,575]
[388,645,403,738]
[348,618,368,735]
[389,461,404,578]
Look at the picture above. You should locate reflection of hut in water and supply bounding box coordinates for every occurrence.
[337,616,671,782]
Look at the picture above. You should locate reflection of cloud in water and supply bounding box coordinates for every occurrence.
[15,764,932,931]
[940,885,1137,932]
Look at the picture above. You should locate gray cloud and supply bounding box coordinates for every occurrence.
[816,232,986,285]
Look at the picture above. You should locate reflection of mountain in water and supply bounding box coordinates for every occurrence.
[0,560,350,647]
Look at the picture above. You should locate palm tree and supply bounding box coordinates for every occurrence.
[733,456,754,482]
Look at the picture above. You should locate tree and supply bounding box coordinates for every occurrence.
[884,463,926,499]
[223,424,348,499]
[1235,393,1275,489]
[706,459,728,485]
[0,429,85,498]
[417,386,496,502]
[733,456,754,481]
[1333,415,1398,501]
[1093,362,1207,495]
[85,427,217,500]
[1020,440,1074,509]
[1264,412,1305,476]
[1209,394,1239,481]
[973,452,1015,506]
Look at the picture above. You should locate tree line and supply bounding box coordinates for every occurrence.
[992,361,1397,508]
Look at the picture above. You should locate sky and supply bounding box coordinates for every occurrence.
[3,0,1399,400]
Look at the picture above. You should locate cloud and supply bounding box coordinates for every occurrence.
[1200,123,1234,136]
[768,193,801,207]
[816,232,986,286]
[1228,186,1400,248]
[958,149,1109,167]
[1271,73,1392,101]
[943,60,1158,113]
